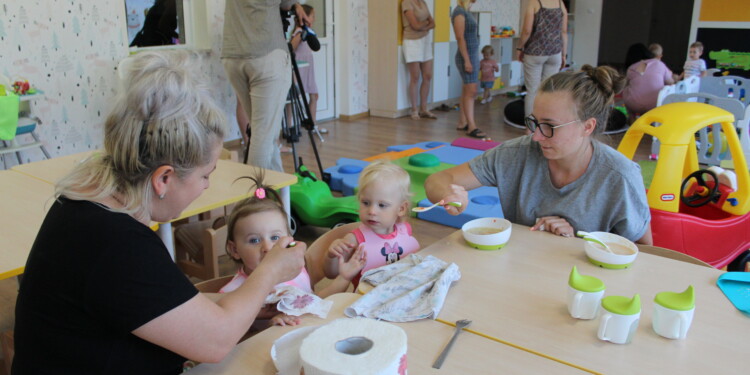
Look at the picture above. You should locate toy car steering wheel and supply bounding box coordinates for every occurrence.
[680,169,721,208]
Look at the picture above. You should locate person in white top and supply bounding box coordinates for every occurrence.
[680,41,707,80]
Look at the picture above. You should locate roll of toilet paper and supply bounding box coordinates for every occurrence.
[300,318,408,375]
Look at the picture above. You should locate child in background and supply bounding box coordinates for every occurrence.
[681,41,707,79]
[324,160,420,286]
[220,174,366,326]
[479,45,500,104]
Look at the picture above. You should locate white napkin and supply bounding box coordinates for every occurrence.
[344,254,461,322]
[265,285,333,319]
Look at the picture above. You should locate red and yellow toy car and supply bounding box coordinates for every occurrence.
[618,102,750,270]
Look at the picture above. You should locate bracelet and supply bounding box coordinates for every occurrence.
[516,48,524,52]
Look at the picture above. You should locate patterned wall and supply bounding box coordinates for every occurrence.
[0,0,237,166]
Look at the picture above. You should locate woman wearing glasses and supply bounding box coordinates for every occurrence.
[424,65,652,244]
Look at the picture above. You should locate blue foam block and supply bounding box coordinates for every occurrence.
[387,141,448,152]
[416,186,503,228]
[324,158,370,194]
[424,145,483,165]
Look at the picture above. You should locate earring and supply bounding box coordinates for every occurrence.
[159,193,165,200]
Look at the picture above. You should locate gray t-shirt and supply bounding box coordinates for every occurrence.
[469,135,650,241]
[222,0,296,59]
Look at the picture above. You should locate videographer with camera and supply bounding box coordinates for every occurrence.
[222,0,311,172]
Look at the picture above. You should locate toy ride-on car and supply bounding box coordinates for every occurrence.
[288,165,359,234]
[618,102,750,270]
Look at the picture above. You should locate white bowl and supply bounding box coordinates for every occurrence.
[461,217,512,250]
[583,232,638,269]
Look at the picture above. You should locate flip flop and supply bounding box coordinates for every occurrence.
[467,128,487,139]
[456,124,469,131]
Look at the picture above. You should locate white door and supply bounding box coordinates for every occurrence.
[307,0,335,121]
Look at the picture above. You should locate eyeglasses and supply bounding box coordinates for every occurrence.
[524,115,579,138]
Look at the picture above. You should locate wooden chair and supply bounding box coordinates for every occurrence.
[194,275,234,293]
[175,224,228,281]
[637,244,713,268]
[173,148,241,280]
[305,222,360,285]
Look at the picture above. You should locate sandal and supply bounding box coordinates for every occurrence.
[456,124,469,131]
[419,110,438,119]
[466,128,487,139]
[410,110,420,120]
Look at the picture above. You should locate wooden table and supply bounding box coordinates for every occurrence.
[12,151,298,221]
[418,225,749,374]
[0,171,55,279]
[3,151,297,275]
[10,150,95,184]
[190,293,586,374]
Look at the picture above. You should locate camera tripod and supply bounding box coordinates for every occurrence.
[242,45,328,182]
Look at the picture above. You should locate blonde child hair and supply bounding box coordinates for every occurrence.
[357,159,412,213]
[481,45,494,56]
[690,41,703,52]
[225,172,289,264]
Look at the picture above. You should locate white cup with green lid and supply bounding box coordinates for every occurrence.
[567,266,605,320]
[598,294,641,344]
[652,285,695,339]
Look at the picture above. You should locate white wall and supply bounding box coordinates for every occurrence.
[335,0,369,116]
[570,0,602,68]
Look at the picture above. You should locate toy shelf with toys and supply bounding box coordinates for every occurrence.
[0,75,50,168]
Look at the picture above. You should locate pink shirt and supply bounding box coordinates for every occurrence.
[353,222,420,273]
[480,58,499,83]
[622,58,673,114]
[219,267,312,294]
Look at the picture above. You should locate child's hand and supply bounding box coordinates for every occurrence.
[328,239,354,259]
[338,244,367,281]
[442,184,469,216]
[257,304,279,319]
[271,313,301,327]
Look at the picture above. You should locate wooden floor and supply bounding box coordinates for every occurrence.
[0,95,651,371]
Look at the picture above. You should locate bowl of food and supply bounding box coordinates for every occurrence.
[583,232,638,269]
[461,217,512,250]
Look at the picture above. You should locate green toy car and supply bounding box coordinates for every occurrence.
[289,165,359,234]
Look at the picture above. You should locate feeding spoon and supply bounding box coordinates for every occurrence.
[412,200,463,213]
[576,231,613,253]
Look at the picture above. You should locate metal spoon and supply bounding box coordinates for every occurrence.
[412,200,462,213]
[432,319,472,369]
[576,231,613,253]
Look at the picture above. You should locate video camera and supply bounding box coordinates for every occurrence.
[280,8,320,51]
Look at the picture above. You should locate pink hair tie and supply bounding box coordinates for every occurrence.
[254,187,266,199]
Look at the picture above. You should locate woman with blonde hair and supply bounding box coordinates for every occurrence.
[13,50,305,374]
